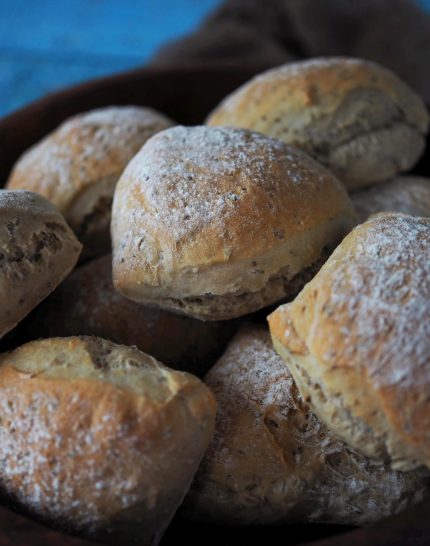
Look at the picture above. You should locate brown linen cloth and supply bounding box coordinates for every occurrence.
[151,0,430,104]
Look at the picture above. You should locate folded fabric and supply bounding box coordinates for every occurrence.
[152,0,430,104]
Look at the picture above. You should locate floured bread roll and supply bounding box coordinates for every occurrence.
[111,125,354,320]
[0,336,215,545]
[207,58,429,190]
[269,213,430,472]
[6,106,175,257]
[0,190,81,340]
[184,326,427,526]
[351,176,430,224]
[26,254,235,375]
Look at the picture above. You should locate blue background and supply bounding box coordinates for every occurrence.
[0,0,429,117]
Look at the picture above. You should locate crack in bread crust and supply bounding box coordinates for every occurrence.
[0,191,82,340]
[207,59,429,189]
[0,230,64,270]
[269,214,430,471]
[312,118,422,161]
[159,252,329,320]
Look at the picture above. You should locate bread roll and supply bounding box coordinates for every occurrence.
[6,106,175,257]
[184,326,427,526]
[26,254,235,375]
[207,58,429,190]
[351,176,430,224]
[0,336,215,544]
[269,213,430,471]
[0,190,81,340]
[111,125,354,320]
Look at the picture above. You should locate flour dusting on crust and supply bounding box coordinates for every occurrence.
[7,106,175,214]
[302,214,430,389]
[111,124,352,301]
[186,326,427,526]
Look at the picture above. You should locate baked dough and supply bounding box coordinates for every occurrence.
[207,58,429,189]
[184,326,428,525]
[0,190,81,340]
[0,336,215,544]
[112,125,354,320]
[7,106,175,257]
[269,213,430,471]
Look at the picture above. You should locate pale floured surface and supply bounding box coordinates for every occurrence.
[0,336,215,544]
[112,125,354,307]
[209,58,428,133]
[185,326,427,525]
[5,336,187,402]
[207,58,429,188]
[6,106,175,216]
[269,213,430,471]
[291,214,430,389]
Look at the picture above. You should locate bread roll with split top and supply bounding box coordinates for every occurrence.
[6,106,175,257]
[0,189,81,340]
[0,336,215,545]
[111,125,354,320]
[207,58,429,189]
[269,213,430,472]
[184,326,428,526]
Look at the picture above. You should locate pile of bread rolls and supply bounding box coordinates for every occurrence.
[1,57,430,545]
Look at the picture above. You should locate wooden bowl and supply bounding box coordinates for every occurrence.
[0,64,429,546]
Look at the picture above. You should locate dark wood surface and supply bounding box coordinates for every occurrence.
[0,63,429,545]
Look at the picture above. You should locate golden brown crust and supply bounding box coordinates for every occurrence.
[0,336,215,544]
[351,176,430,224]
[184,326,427,526]
[269,213,430,471]
[0,190,82,340]
[207,58,429,189]
[6,106,175,257]
[25,254,236,375]
[112,125,354,319]
[153,251,329,320]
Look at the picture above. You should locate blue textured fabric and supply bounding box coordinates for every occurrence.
[0,0,429,116]
[0,0,219,116]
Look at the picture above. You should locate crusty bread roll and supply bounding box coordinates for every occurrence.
[0,190,81,340]
[269,213,430,472]
[207,58,429,190]
[25,254,235,375]
[6,106,175,257]
[184,326,427,526]
[351,176,430,224]
[111,125,354,320]
[0,336,215,544]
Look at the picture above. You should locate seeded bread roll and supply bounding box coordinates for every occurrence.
[351,176,430,224]
[184,326,427,526]
[0,190,81,340]
[0,336,215,545]
[269,213,430,472]
[207,58,429,190]
[26,254,235,375]
[111,125,354,320]
[6,106,175,258]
